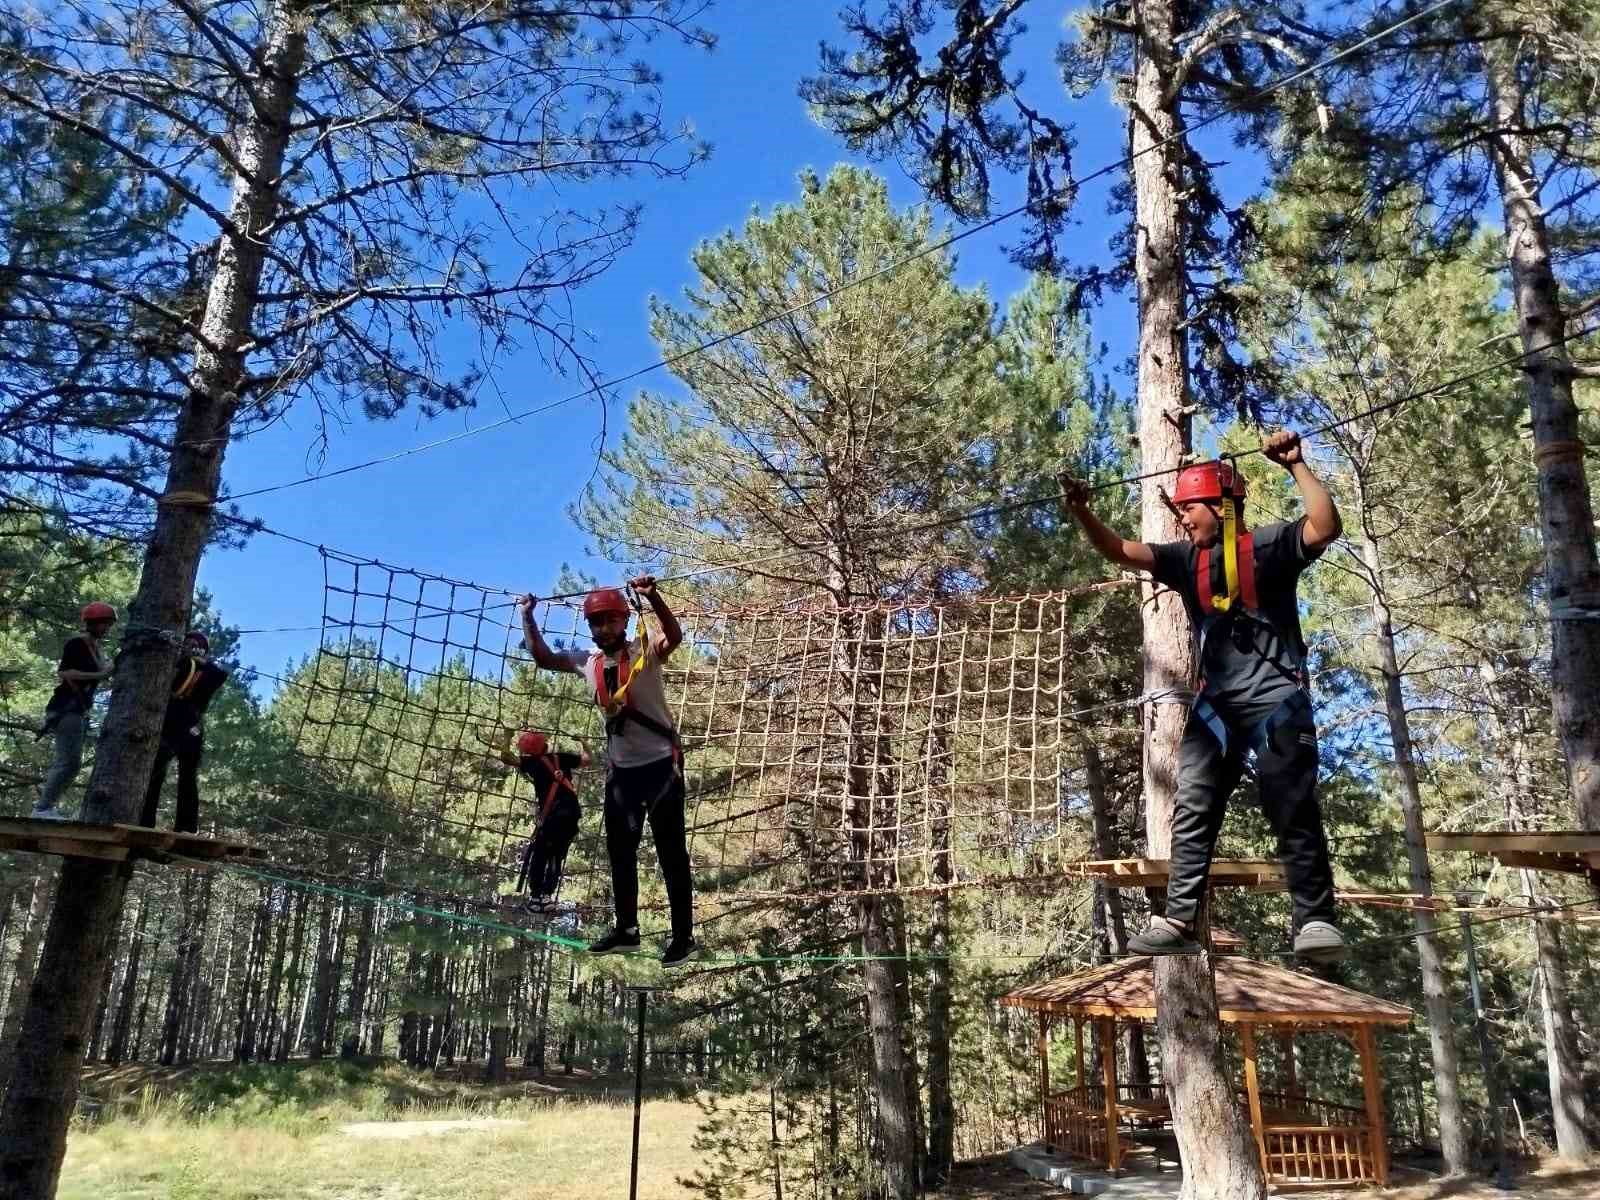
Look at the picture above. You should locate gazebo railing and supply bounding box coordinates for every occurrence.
[1250,1089,1367,1129]
[1260,1124,1378,1183]
[1043,1090,1114,1164]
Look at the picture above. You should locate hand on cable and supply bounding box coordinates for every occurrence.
[1261,429,1304,468]
[628,574,658,598]
[1056,470,1091,508]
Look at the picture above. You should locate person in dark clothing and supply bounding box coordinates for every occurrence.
[518,576,696,969]
[33,602,117,820]
[492,729,591,913]
[1060,429,1346,963]
[141,631,229,834]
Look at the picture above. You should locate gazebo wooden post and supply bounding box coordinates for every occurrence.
[1037,1013,1051,1147]
[1099,1016,1121,1172]
[1239,1023,1269,1179]
[1356,1024,1390,1185]
[1073,1015,1085,1103]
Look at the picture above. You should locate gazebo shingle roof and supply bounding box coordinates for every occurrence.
[1000,956,1411,1027]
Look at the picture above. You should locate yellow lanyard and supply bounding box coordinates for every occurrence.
[604,619,652,712]
[1214,498,1240,613]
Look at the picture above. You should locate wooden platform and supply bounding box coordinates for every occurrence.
[1060,857,1286,890]
[0,818,264,868]
[1426,831,1600,885]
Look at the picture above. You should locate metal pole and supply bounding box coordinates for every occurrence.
[1457,902,1514,1191]
[629,988,648,1200]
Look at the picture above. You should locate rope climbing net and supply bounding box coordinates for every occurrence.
[277,549,1136,910]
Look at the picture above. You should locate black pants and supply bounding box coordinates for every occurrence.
[523,795,580,897]
[605,755,693,941]
[1166,692,1336,930]
[141,726,203,834]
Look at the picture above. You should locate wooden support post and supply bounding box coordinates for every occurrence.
[1038,1013,1051,1146]
[1356,1025,1390,1185]
[1100,1017,1120,1173]
[1240,1023,1269,1179]
[1073,1015,1085,1104]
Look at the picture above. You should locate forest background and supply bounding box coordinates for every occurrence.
[2,2,1598,1199]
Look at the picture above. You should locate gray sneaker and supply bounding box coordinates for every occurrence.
[30,805,69,822]
[1294,920,1347,963]
[1128,916,1201,957]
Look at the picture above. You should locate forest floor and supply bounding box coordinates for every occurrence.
[62,1060,1599,1199]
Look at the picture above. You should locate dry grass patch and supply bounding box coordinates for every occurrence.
[59,1096,705,1200]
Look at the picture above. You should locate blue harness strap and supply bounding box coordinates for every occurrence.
[1191,688,1311,758]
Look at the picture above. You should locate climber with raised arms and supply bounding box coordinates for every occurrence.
[1059,430,1346,963]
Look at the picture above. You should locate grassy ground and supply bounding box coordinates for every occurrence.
[63,1059,704,1200]
[62,1061,1600,1199]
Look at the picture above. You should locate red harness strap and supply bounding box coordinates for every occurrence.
[537,754,577,821]
[1196,532,1258,614]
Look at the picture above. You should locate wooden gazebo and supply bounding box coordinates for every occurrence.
[1001,956,1412,1187]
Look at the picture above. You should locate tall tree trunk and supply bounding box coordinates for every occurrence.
[1128,4,1264,1197]
[235,884,273,1062]
[485,947,512,1083]
[1483,39,1600,833]
[1357,529,1471,1173]
[159,874,199,1066]
[1484,661,1595,1162]
[0,869,56,1081]
[0,6,310,1191]
[1084,739,1150,1086]
[923,710,955,1188]
[106,888,149,1067]
[271,887,311,1063]
[1526,905,1590,1159]
[306,894,338,1059]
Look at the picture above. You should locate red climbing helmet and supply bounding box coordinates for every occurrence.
[582,587,629,620]
[516,730,547,757]
[81,602,117,624]
[1172,460,1246,506]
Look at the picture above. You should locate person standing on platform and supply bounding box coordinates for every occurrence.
[1059,430,1346,962]
[141,631,229,834]
[32,602,117,820]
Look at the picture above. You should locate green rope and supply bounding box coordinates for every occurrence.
[209,860,1025,966]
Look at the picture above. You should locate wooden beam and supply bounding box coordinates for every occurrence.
[1356,1025,1390,1185]
[1241,1024,1269,1177]
[1074,1015,1085,1105]
[1099,1017,1120,1174]
[1060,857,1287,890]
[1038,1013,1050,1148]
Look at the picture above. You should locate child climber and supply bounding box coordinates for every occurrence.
[490,729,590,913]
[1059,430,1346,963]
[33,601,117,820]
[518,577,696,968]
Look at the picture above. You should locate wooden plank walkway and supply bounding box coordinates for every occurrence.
[1426,830,1600,885]
[1058,858,1286,890]
[0,818,264,867]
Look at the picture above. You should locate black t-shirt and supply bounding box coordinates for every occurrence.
[164,655,230,731]
[46,636,104,715]
[1149,517,1323,721]
[518,752,583,808]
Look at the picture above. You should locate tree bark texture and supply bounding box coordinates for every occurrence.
[0,6,309,1190]
[1357,532,1471,1173]
[1484,41,1600,832]
[1127,4,1266,1196]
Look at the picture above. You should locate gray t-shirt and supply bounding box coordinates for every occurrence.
[585,635,678,770]
[1149,517,1323,724]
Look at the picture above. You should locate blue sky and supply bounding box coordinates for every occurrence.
[200,5,1255,682]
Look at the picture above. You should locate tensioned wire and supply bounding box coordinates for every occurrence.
[219,0,1464,507]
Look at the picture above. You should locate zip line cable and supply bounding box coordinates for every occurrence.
[219,0,1462,506]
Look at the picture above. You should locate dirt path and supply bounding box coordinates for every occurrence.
[941,1155,1600,1199]
[339,1117,526,1139]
